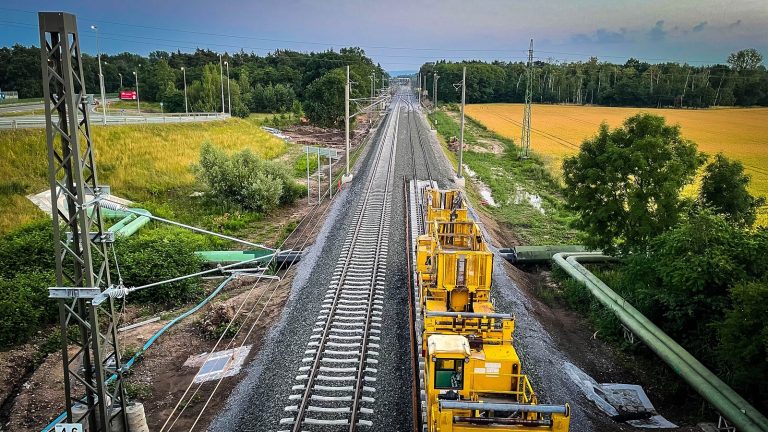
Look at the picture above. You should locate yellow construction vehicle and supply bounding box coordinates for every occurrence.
[412,184,570,432]
[424,334,570,431]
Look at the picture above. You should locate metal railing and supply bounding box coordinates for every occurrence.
[0,113,227,129]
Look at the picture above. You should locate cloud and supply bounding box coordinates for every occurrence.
[570,28,626,44]
[648,20,667,41]
[727,19,742,29]
[692,21,707,32]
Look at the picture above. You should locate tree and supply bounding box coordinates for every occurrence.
[717,278,768,401]
[700,153,765,226]
[562,113,704,254]
[303,68,345,127]
[727,48,764,71]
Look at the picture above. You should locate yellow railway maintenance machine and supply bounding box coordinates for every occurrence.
[409,182,570,432]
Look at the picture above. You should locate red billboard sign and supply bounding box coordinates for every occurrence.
[119,90,137,101]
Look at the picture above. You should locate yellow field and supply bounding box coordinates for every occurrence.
[0,118,288,233]
[466,103,768,225]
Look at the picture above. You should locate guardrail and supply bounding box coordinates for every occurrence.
[0,113,228,129]
[553,252,768,432]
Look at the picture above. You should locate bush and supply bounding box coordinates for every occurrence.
[0,219,54,279]
[197,142,303,212]
[0,271,56,348]
[293,153,320,178]
[116,227,209,306]
[718,279,768,402]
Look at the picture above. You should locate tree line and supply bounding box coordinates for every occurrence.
[418,48,767,108]
[0,45,386,125]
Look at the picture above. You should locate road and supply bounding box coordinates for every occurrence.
[208,85,628,431]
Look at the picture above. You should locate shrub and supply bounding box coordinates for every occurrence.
[197,142,303,212]
[116,227,208,306]
[0,219,54,279]
[0,271,56,348]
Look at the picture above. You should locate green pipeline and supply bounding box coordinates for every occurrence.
[102,208,152,238]
[553,252,768,432]
[194,250,275,263]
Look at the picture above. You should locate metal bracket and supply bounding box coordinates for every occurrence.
[67,231,116,244]
[48,287,102,299]
[717,414,736,432]
[79,184,112,209]
[621,324,636,344]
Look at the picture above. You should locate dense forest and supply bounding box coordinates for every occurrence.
[418,48,768,107]
[0,45,386,125]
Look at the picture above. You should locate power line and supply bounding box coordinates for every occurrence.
[0,7,737,64]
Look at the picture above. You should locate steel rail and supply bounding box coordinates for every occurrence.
[291,98,398,432]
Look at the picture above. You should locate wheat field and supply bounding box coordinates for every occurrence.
[466,103,768,225]
[0,118,288,233]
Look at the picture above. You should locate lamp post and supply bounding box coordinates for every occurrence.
[219,54,225,114]
[133,71,140,113]
[91,25,106,125]
[181,67,188,115]
[342,65,352,183]
[224,61,231,115]
[433,72,440,108]
[118,72,123,89]
[454,66,466,186]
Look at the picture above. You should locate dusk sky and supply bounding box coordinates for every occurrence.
[1,0,766,72]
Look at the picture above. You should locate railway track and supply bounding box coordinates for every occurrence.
[280,96,401,432]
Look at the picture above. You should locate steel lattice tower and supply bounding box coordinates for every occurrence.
[520,39,534,159]
[39,12,128,431]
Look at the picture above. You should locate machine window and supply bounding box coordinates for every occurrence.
[434,358,464,390]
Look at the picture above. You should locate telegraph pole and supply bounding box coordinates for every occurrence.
[39,12,128,431]
[342,65,353,183]
[455,66,466,186]
[520,39,534,159]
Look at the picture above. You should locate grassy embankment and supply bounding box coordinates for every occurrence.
[466,103,768,226]
[428,109,578,244]
[0,117,290,237]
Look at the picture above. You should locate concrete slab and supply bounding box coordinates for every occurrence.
[27,187,133,218]
[184,345,252,384]
[565,362,677,428]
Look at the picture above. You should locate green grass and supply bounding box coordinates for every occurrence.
[430,108,578,245]
[109,100,163,113]
[0,97,43,105]
[428,111,477,144]
[0,119,291,235]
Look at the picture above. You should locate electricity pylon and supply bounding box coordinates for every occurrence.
[39,11,128,431]
[520,38,534,159]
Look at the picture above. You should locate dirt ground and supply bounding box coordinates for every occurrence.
[282,113,374,148]
[0,185,337,431]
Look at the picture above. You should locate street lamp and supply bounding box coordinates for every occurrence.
[91,25,107,125]
[224,61,231,115]
[118,72,123,89]
[133,71,140,113]
[218,54,225,114]
[181,67,188,115]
